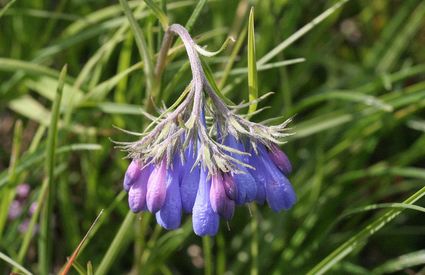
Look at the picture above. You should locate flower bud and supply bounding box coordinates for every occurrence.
[223,173,237,201]
[210,174,226,213]
[180,142,200,213]
[156,157,183,229]
[146,159,167,213]
[128,163,153,213]
[269,144,292,175]
[192,168,219,236]
[224,135,257,204]
[123,160,143,192]
[210,174,235,220]
[259,145,296,211]
[247,149,268,204]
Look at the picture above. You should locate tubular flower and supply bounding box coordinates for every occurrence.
[118,24,296,236]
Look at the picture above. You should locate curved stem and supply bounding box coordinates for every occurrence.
[156,24,205,119]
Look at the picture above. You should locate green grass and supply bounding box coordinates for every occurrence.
[1,0,425,274]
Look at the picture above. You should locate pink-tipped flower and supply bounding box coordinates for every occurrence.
[123,160,143,192]
[268,144,292,175]
[223,173,237,201]
[210,173,235,220]
[192,168,219,236]
[146,159,167,213]
[128,163,153,213]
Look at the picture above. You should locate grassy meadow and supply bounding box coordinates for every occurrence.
[1,0,425,274]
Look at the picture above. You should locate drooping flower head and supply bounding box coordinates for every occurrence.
[118,24,296,236]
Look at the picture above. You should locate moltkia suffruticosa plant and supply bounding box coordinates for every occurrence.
[117,24,296,236]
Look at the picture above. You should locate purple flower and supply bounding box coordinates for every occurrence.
[268,144,292,175]
[223,173,237,201]
[156,157,183,229]
[123,160,143,192]
[192,168,219,236]
[128,163,153,213]
[257,145,296,211]
[119,24,296,236]
[210,173,235,220]
[180,142,200,213]
[246,152,267,205]
[224,135,257,205]
[146,158,167,213]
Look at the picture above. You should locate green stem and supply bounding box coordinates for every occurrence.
[216,233,226,275]
[250,204,259,275]
[39,65,67,275]
[202,236,212,275]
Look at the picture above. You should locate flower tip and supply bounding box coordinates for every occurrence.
[123,160,142,191]
[223,173,237,201]
[146,160,167,213]
[210,174,235,220]
[128,179,148,213]
[155,173,182,230]
[269,145,292,175]
[193,171,220,236]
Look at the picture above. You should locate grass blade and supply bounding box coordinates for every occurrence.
[184,0,207,32]
[119,0,154,93]
[307,185,425,275]
[0,120,22,237]
[247,7,258,115]
[144,0,169,30]
[0,0,16,18]
[0,251,32,275]
[95,211,135,275]
[258,0,349,66]
[60,210,104,275]
[372,250,425,274]
[38,65,67,275]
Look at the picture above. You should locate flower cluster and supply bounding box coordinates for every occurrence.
[119,24,296,236]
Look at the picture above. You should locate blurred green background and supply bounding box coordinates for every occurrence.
[1,0,425,274]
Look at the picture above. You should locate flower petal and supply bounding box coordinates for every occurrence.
[210,174,226,213]
[192,168,219,236]
[223,173,237,201]
[258,145,296,211]
[269,144,292,175]
[156,167,182,230]
[146,159,167,213]
[123,160,142,192]
[224,135,257,204]
[210,174,235,221]
[128,164,153,213]
[180,143,200,213]
[247,152,267,204]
